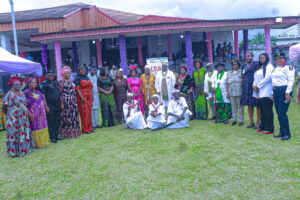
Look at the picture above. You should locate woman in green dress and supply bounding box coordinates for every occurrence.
[193,61,207,120]
[98,67,119,127]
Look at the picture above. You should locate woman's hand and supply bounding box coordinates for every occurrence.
[285,93,291,103]
[28,113,34,122]
[254,86,259,93]
[271,94,274,102]
[45,106,50,115]
[60,103,64,111]
[226,93,230,99]
[188,90,193,95]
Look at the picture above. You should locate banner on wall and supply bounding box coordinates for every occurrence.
[146,57,168,75]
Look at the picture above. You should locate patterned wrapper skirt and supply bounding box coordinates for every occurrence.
[216,103,232,121]
[100,93,119,127]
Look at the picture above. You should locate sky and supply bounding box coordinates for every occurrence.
[0,0,299,37]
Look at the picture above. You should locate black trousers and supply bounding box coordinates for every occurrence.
[273,86,291,136]
[258,97,274,132]
[47,103,61,139]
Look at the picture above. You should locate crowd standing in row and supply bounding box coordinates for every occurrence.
[1,52,296,157]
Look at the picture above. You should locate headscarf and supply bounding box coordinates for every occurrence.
[180,66,188,72]
[127,93,133,97]
[152,94,159,99]
[172,89,180,94]
[61,66,72,76]
[78,65,87,75]
[8,76,23,88]
[130,65,137,71]
[144,65,150,70]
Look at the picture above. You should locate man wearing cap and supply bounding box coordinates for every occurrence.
[141,64,157,116]
[204,63,217,120]
[41,70,63,143]
[88,66,100,130]
[109,65,118,80]
[123,93,146,129]
[146,94,166,129]
[271,53,295,141]
[155,62,176,113]
[167,90,192,129]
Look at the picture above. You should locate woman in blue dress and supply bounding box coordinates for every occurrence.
[240,52,261,129]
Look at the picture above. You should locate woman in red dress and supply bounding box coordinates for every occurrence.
[74,66,93,134]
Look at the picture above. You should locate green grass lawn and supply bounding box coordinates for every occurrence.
[0,104,299,200]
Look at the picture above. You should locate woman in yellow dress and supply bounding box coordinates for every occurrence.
[0,88,6,130]
[141,65,157,116]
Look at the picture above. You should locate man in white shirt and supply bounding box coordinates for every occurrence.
[87,66,100,130]
[146,94,166,129]
[155,62,176,114]
[167,90,192,129]
[123,93,147,129]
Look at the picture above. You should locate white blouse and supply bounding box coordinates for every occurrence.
[253,63,274,98]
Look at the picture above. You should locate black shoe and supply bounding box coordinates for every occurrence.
[210,117,215,120]
[224,120,229,124]
[273,133,283,138]
[55,136,65,141]
[239,122,243,126]
[232,121,237,126]
[281,135,291,141]
[96,125,101,128]
[253,126,259,130]
[246,125,254,128]
[51,138,57,143]
[215,120,222,123]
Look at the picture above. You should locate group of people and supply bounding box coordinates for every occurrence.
[1,51,296,157]
[216,42,233,60]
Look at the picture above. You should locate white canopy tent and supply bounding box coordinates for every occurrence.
[0,47,42,76]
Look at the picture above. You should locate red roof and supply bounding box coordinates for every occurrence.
[0,3,203,25]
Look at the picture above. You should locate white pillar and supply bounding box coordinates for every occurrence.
[0,33,11,52]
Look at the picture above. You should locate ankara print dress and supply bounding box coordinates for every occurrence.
[24,89,50,148]
[59,80,81,138]
[2,90,35,157]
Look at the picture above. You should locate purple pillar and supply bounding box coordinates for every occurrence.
[207,32,213,63]
[42,44,48,72]
[243,30,248,60]
[119,35,128,76]
[72,41,79,72]
[96,39,102,67]
[265,27,271,62]
[167,34,172,61]
[138,36,143,66]
[203,32,208,57]
[185,31,193,75]
[234,30,239,60]
[54,41,62,80]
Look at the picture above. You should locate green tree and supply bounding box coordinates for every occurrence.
[249,33,277,45]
